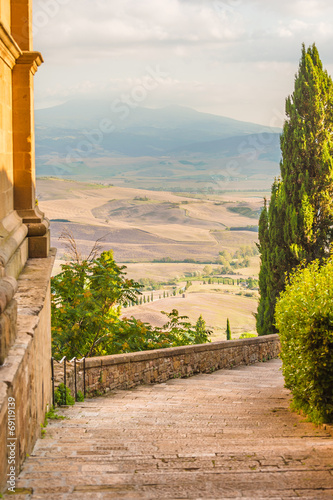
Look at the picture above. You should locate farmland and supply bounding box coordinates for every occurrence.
[38,177,264,334]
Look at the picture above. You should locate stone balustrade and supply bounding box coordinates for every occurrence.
[54,334,280,399]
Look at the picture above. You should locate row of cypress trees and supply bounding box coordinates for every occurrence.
[256,43,333,335]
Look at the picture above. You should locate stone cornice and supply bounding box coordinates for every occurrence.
[0,275,17,315]
[16,51,44,75]
[0,212,28,271]
[0,26,43,73]
[0,22,21,69]
[16,207,50,237]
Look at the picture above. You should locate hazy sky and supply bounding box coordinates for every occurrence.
[33,0,333,126]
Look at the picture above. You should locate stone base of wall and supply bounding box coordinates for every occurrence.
[55,335,280,400]
[0,249,55,493]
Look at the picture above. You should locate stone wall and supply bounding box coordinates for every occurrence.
[54,335,280,399]
[0,251,55,492]
[0,0,54,493]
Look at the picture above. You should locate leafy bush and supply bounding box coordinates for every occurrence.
[239,333,257,339]
[45,405,65,421]
[76,390,84,402]
[275,259,333,423]
[111,310,211,353]
[52,250,211,359]
[51,250,142,359]
[54,384,75,406]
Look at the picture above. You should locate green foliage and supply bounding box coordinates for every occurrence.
[195,314,208,344]
[226,318,232,340]
[257,44,333,335]
[40,405,65,438]
[203,265,213,275]
[217,244,258,272]
[45,405,66,421]
[239,332,257,339]
[51,250,142,359]
[275,258,333,423]
[52,248,212,359]
[76,390,84,402]
[114,310,211,352]
[54,383,75,406]
[134,195,149,201]
[246,277,258,289]
[185,280,192,290]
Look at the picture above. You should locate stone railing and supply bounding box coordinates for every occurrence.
[54,334,280,398]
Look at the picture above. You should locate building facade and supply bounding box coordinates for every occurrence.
[0,0,54,491]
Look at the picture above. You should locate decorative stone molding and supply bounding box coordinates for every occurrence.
[17,207,50,258]
[0,22,21,69]
[0,211,28,277]
[15,50,43,75]
[0,276,17,315]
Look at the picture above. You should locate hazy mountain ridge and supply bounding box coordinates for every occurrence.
[36,100,280,135]
[35,101,281,190]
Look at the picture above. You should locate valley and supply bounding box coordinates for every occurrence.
[36,103,279,340]
[38,178,264,339]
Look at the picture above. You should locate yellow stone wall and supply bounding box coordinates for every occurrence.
[0,57,13,220]
[0,0,11,33]
[11,0,32,51]
[0,0,49,272]
[0,1,54,492]
[0,0,15,220]
[0,0,33,220]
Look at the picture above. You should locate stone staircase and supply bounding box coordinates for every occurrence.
[6,359,333,499]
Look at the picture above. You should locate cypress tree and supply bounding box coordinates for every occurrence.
[281,44,333,263]
[226,319,231,341]
[257,43,333,335]
[257,199,270,335]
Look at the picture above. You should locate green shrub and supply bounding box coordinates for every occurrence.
[54,383,75,406]
[45,405,65,422]
[76,390,84,402]
[275,259,333,423]
[239,333,257,339]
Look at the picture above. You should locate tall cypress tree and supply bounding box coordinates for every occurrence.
[281,44,333,263]
[226,318,231,340]
[257,44,333,335]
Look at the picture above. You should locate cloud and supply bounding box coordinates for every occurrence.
[33,0,333,125]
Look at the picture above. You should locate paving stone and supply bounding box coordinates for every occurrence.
[4,359,333,499]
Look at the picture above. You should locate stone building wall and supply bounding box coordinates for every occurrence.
[54,335,280,399]
[0,0,53,492]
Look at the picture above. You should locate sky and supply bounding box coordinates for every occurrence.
[33,0,333,127]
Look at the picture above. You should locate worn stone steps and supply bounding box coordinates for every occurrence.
[5,359,333,499]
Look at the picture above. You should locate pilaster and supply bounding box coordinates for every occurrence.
[12,51,50,257]
[11,0,33,51]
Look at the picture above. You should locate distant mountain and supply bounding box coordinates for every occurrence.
[35,100,281,189]
[36,100,280,136]
[170,133,281,160]
[35,100,281,158]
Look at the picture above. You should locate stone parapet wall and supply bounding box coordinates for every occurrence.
[0,250,55,492]
[55,335,280,399]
